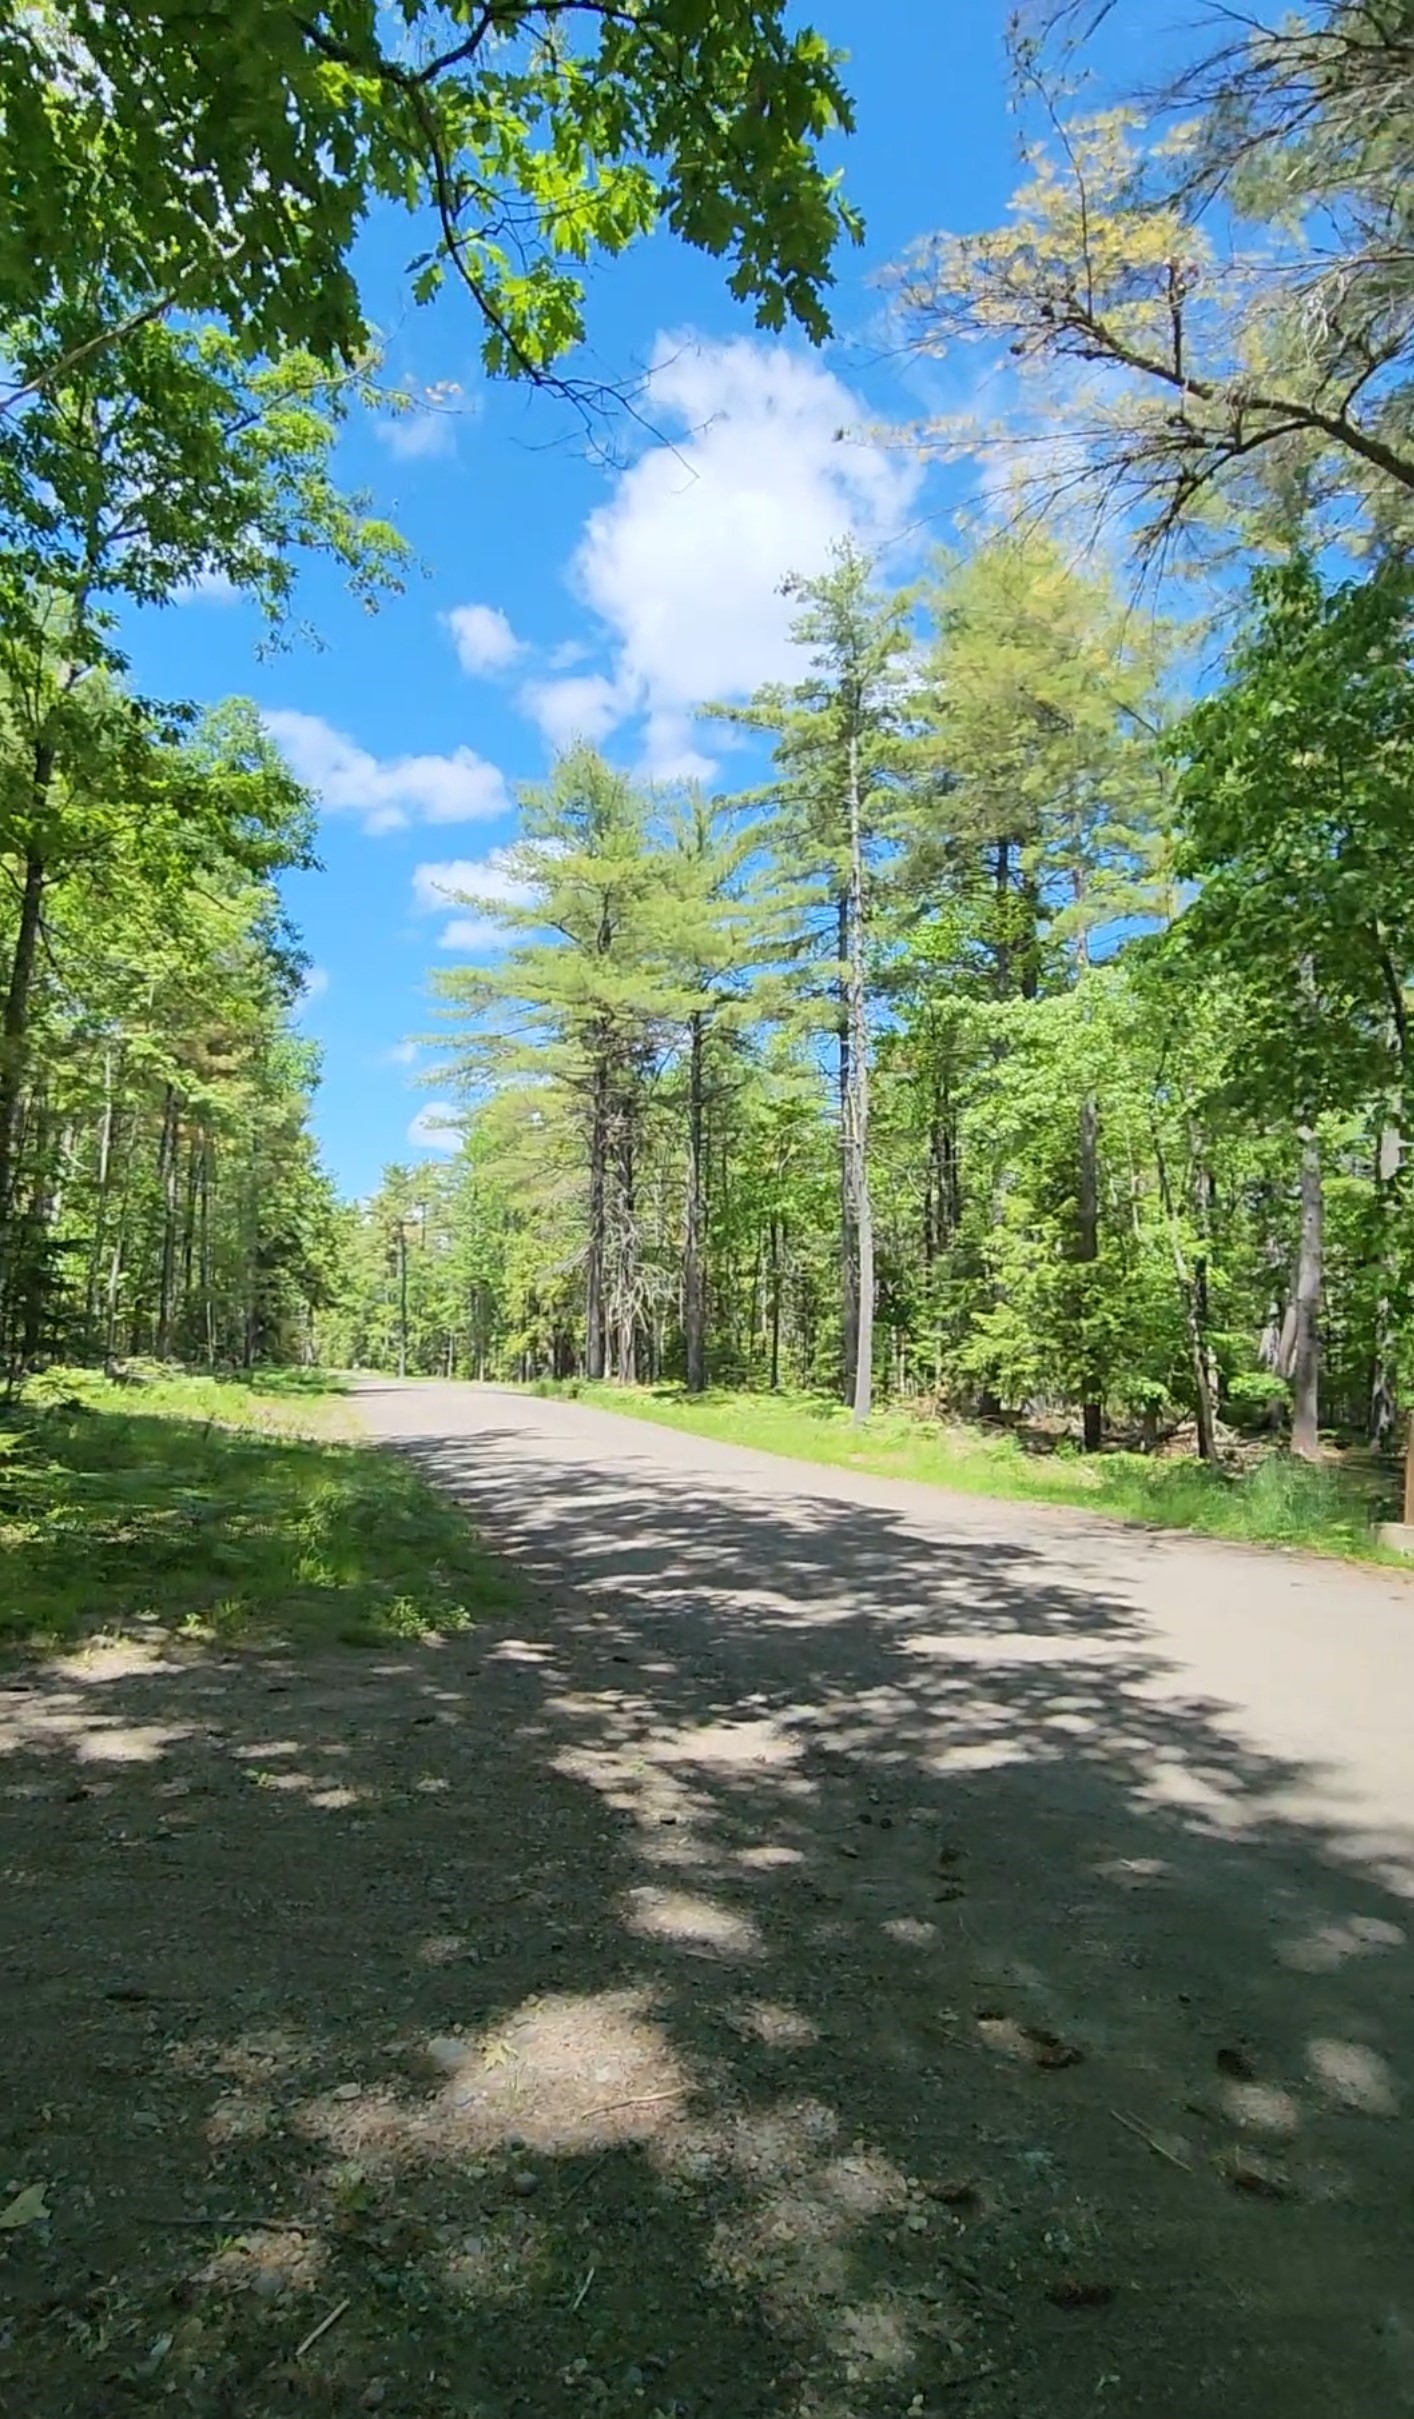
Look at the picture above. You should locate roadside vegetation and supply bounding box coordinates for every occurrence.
[535,1381,1395,1564]
[0,1367,517,1655]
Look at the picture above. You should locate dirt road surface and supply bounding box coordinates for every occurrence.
[5,1378,1414,2419]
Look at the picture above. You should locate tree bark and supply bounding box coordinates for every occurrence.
[1077,1092,1102,1452]
[1152,1121,1220,1467]
[845,731,874,1425]
[608,1089,637,1383]
[684,1011,707,1393]
[1370,966,1408,1452]
[1290,1128,1323,1460]
[585,1051,608,1380]
[1371,1116,1403,1451]
[0,838,47,1240]
[396,1217,408,1378]
[836,892,858,1402]
[993,835,1012,1000]
[85,1050,118,1343]
[155,1087,180,1359]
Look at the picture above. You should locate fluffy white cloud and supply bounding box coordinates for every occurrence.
[176,563,238,606]
[380,1039,420,1067]
[411,855,528,915]
[518,670,624,753]
[374,382,468,462]
[408,1103,461,1154]
[264,710,510,833]
[545,333,922,774]
[445,601,523,676]
[375,411,457,461]
[411,853,532,953]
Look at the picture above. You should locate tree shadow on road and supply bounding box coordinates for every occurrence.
[1,1417,1411,2419]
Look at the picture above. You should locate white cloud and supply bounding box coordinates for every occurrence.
[411,855,530,916]
[379,1039,420,1067]
[438,914,509,952]
[374,381,468,462]
[176,563,238,606]
[411,853,533,954]
[445,602,523,676]
[539,332,922,774]
[264,710,510,833]
[518,671,624,753]
[408,1102,461,1154]
[376,413,455,461]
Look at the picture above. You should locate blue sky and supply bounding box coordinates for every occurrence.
[117,3,1150,1199]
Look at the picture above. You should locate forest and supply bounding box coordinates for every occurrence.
[6,0,1414,1511]
[7,15,1414,2419]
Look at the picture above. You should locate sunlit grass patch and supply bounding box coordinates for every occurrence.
[0,1367,518,1652]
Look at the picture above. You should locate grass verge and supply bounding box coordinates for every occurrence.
[0,1365,519,1653]
[534,1381,1397,1564]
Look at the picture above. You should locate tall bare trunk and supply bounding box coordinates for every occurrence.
[845,732,874,1425]
[1371,1116,1402,1451]
[993,835,1012,1000]
[85,1049,118,1341]
[1290,1128,1323,1460]
[0,837,47,1241]
[585,1053,608,1380]
[1153,1122,1220,1467]
[200,1133,216,1366]
[155,1087,180,1359]
[1077,1093,1102,1452]
[396,1218,408,1377]
[684,1012,707,1393]
[836,892,857,1401]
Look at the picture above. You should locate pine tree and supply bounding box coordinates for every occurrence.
[718,542,918,1420]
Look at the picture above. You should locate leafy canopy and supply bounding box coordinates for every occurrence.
[0,1,862,379]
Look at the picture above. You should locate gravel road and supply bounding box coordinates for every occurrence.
[357,1378,1414,1868]
[349,1377,1414,2417]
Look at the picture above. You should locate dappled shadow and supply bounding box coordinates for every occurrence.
[2,1389,1413,2417]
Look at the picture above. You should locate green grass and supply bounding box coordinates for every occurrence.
[0,1366,519,1653]
[535,1380,1398,1564]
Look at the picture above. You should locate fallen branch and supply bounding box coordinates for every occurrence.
[938,2255,1011,2313]
[585,2085,690,2120]
[296,2297,351,2361]
[1110,2108,1193,2173]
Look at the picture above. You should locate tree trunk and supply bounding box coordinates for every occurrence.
[769,1216,783,1393]
[0,838,47,1238]
[1077,1092,1102,1452]
[1371,1097,1406,1451]
[1290,1128,1323,1460]
[845,732,874,1426]
[396,1219,408,1377]
[836,892,858,1402]
[585,1054,608,1380]
[684,1011,708,1393]
[85,1051,118,1343]
[993,835,1012,999]
[608,1090,637,1383]
[155,1087,180,1359]
[1192,1159,1222,1441]
[1153,1122,1220,1467]
[200,1134,216,1366]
